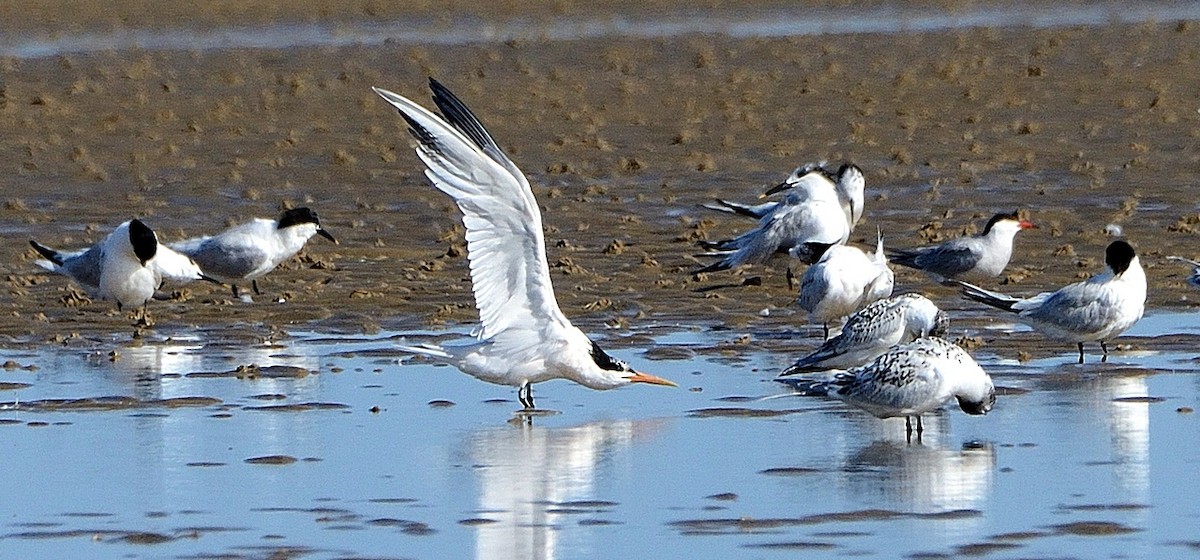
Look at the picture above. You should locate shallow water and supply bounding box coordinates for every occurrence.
[5,1,1200,58]
[2,311,1198,559]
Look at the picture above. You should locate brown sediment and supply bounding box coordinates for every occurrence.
[0,3,1196,368]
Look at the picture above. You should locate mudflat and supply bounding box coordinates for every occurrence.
[2,3,1198,359]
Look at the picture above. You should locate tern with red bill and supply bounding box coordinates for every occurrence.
[887,211,1036,284]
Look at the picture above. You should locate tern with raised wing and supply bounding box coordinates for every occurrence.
[1166,256,1200,288]
[960,240,1146,363]
[373,78,676,410]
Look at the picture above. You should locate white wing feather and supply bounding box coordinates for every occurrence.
[372,85,569,341]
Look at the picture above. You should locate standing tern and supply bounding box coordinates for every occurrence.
[781,293,948,375]
[171,207,337,298]
[783,337,995,441]
[694,163,861,273]
[887,211,1035,283]
[796,231,894,339]
[959,240,1146,363]
[702,161,865,226]
[30,219,203,323]
[373,78,676,410]
[1166,256,1200,288]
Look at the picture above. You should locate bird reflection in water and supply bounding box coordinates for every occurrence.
[466,418,668,560]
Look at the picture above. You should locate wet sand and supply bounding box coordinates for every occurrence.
[2,3,1200,360]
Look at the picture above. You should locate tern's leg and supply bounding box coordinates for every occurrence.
[905,417,913,443]
[518,382,535,410]
[1101,340,1109,362]
[1077,343,1085,364]
[786,267,796,291]
[231,284,240,298]
[252,280,261,295]
[822,323,830,340]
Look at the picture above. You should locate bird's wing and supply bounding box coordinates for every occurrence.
[838,349,939,415]
[912,238,981,277]
[58,245,103,289]
[150,245,202,284]
[184,237,267,280]
[1019,280,1122,335]
[374,81,569,340]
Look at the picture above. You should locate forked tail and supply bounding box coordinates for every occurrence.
[958,280,1021,312]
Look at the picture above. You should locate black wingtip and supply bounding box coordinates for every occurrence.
[29,239,63,265]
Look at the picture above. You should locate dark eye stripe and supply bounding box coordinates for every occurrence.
[589,341,628,372]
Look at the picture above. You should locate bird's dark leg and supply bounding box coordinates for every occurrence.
[916,416,924,435]
[252,280,261,295]
[786,267,796,291]
[1101,340,1109,362]
[231,284,241,298]
[518,382,535,410]
[1077,342,1085,364]
[905,416,914,443]
[823,323,830,340]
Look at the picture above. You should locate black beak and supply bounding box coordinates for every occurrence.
[762,182,791,198]
[317,228,338,244]
[199,274,225,286]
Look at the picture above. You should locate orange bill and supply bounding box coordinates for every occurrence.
[626,371,678,387]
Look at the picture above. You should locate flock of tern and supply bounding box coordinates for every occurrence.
[28,79,1179,436]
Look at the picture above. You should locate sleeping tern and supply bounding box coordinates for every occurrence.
[959,240,1146,363]
[373,78,676,410]
[796,231,894,339]
[888,211,1035,283]
[171,207,336,298]
[781,293,948,375]
[781,337,995,441]
[30,219,208,323]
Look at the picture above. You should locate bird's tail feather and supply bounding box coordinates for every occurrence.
[397,342,453,360]
[701,199,765,219]
[958,280,1020,312]
[884,248,920,269]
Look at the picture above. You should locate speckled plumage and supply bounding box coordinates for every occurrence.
[828,337,995,428]
[782,293,948,375]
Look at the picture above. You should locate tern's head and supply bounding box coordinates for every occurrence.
[900,293,949,338]
[278,207,338,244]
[957,381,996,416]
[981,210,1037,238]
[127,219,158,266]
[790,241,836,265]
[1105,240,1137,276]
[765,161,835,196]
[835,163,864,193]
[588,341,676,389]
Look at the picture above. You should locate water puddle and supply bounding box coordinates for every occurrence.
[4,2,1200,58]
[0,309,1198,559]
